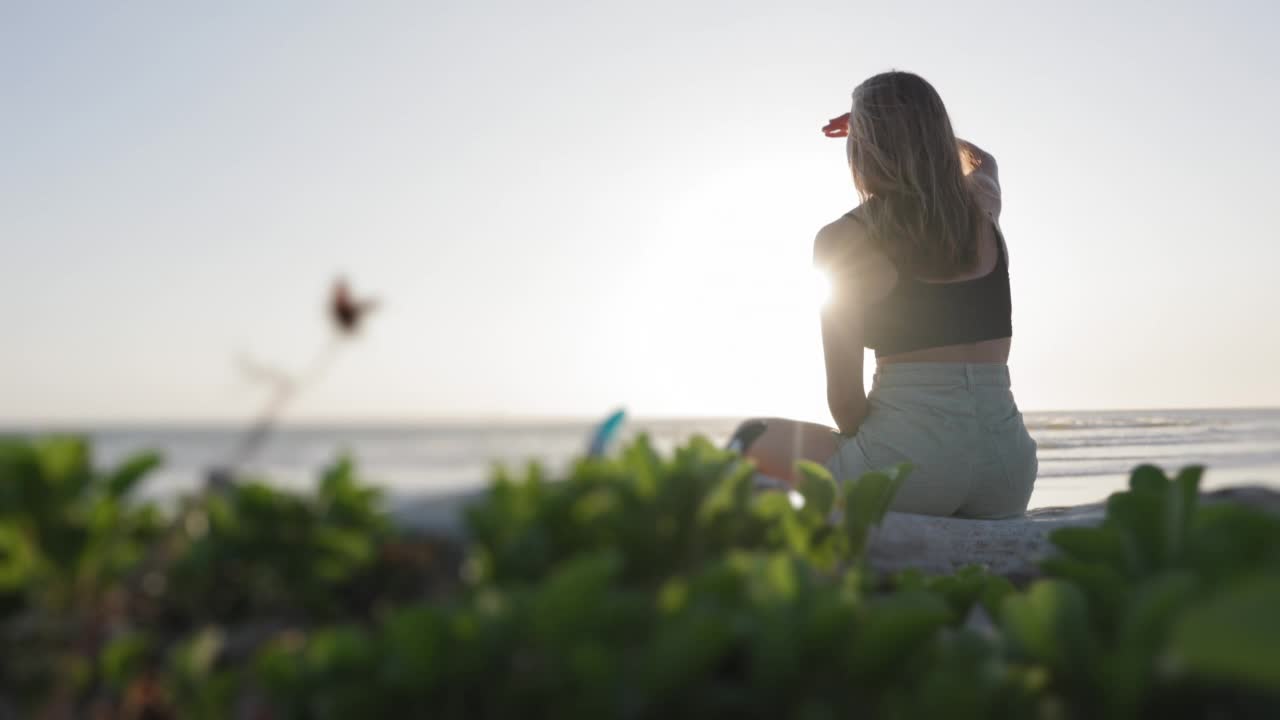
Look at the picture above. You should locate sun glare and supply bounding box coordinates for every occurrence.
[811,266,833,309]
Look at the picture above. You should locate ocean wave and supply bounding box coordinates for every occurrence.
[1030,434,1209,450]
[1024,416,1201,432]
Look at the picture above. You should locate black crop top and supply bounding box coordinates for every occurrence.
[860,222,1013,357]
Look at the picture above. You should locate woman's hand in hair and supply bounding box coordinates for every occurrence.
[958,139,997,179]
[958,139,1002,218]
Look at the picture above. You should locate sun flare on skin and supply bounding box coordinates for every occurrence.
[810,266,833,310]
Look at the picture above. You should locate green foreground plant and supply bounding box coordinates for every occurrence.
[0,434,1278,718]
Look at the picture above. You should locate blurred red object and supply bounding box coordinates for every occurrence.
[822,112,851,138]
[330,277,378,335]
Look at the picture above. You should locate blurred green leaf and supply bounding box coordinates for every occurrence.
[850,590,951,676]
[1037,556,1126,628]
[100,632,152,689]
[1170,577,1280,691]
[1001,580,1094,672]
[530,550,623,641]
[696,458,752,526]
[1128,464,1169,495]
[1104,491,1165,575]
[104,451,161,499]
[754,552,802,605]
[795,461,837,519]
[305,625,375,675]
[622,434,664,498]
[1172,466,1202,518]
[1119,572,1196,652]
[171,627,224,681]
[1050,526,1125,569]
[0,522,38,592]
[843,464,910,558]
[35,436,90,490]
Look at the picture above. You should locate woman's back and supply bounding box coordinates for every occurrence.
[816,137,1011,366]
[821,201,1011,365]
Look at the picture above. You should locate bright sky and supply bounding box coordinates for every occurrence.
[3,1,1278,424]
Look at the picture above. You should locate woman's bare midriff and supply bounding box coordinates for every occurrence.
[876,336,1011,366]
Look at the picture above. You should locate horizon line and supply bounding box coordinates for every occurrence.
[3,404,1279,430]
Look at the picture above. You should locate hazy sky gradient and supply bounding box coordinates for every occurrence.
[4,1,1278,423]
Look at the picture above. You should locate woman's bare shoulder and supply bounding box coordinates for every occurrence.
[813,209,897,304]
[813,208,875,266]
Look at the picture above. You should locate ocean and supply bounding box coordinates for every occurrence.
[23,408,1280,511]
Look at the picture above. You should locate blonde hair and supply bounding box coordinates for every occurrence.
[847,71,983,277]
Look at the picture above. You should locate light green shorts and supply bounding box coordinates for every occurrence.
[825,363,1037,519]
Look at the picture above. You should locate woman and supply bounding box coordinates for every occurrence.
[730,71,1037,518]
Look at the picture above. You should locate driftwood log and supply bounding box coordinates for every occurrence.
[394,486,1280,581]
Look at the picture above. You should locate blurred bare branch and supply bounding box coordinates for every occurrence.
[209,277,378,489]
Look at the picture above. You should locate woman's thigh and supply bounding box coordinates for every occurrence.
[735,417,840,485]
